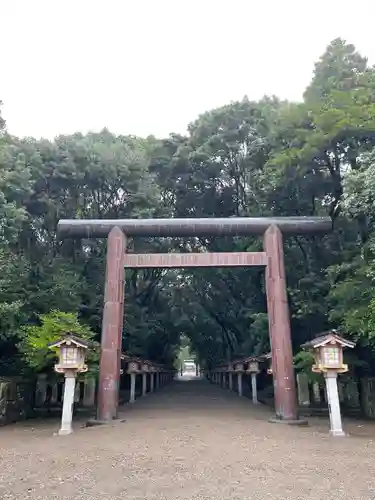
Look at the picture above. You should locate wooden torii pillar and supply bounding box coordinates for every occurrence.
[57,216,332,423]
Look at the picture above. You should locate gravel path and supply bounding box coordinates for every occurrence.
[1,377,375,500]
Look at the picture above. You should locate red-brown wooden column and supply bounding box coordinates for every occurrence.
[264,224,298,420]
[97,226,126,422]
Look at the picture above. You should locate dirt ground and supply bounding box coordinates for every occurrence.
[1,377,375,500]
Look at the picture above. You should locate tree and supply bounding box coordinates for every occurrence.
[0,101,5,133]
[327,150,375,351]
[19,310,97,373]
[2,39,375,376]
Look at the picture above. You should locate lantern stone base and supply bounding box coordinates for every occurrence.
[329,429,346,437]
[86,417,125,427]
[58,428,73,436]
[268,416,308,426]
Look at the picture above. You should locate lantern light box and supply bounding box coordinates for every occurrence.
[302,331,355,373]
[49,335,89,373]
[127,361,140,374]
[246,359,260,374]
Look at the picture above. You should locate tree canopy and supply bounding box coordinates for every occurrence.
[1,38,375,375]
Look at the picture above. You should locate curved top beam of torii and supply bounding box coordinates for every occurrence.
[57,216,332,238]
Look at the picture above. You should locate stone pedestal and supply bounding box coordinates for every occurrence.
[142,373,147,396]
[129,373,136,403]
[297,373,310,406]
[251,373,258,404]
[325,372,345,436]
[237,373,243,397]
[59,373,76,436]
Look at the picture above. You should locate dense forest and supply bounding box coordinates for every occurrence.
[1,38,375,376]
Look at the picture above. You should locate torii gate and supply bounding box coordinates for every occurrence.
[57,216,331,423]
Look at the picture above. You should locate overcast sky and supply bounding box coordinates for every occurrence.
[3,0,375,139]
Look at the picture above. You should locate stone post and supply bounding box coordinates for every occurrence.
[312,382,321,404]
[238,373,243,397]
[296,373,310,407]
[129,373,136,403]
[142,373,147,396]
[150,372,155,392]
[51,382,59,405]
[325,372,345,436]
[251,373,258,404]
[83,377,96,407]
[264,225,298,421]
[97,226,126,422]
[59,372,76,436]
[229,372,233,391]
[35,374,48,406]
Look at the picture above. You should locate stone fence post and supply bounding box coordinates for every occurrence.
[83,377,96,407]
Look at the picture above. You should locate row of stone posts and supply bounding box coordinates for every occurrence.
[205,356,266,404]
[123,355,176,404]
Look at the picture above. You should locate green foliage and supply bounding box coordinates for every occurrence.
[328,150,375,349]
[0,101,5,134]
[293,351,322,383]
[19,310,96,373]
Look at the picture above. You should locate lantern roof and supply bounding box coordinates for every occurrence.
[48,334,89,350]
[259,352,272,360]
[242,356,260,363]
[121,354,147,364]
[302,331,355,350]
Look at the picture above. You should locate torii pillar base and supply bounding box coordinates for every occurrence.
[268,417,308,426]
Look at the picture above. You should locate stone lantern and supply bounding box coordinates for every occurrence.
[234,361,244,397]
[245,357,260,404]
[302,331,355,436]
[127,359,141,403]
[48,335,89,436]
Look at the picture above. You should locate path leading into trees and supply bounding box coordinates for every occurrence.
[1,377,375,499]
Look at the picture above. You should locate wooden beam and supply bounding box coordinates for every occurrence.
[123,252,268,268]
[57,216,332,238]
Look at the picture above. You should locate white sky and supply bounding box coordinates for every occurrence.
[3,0,375,140]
